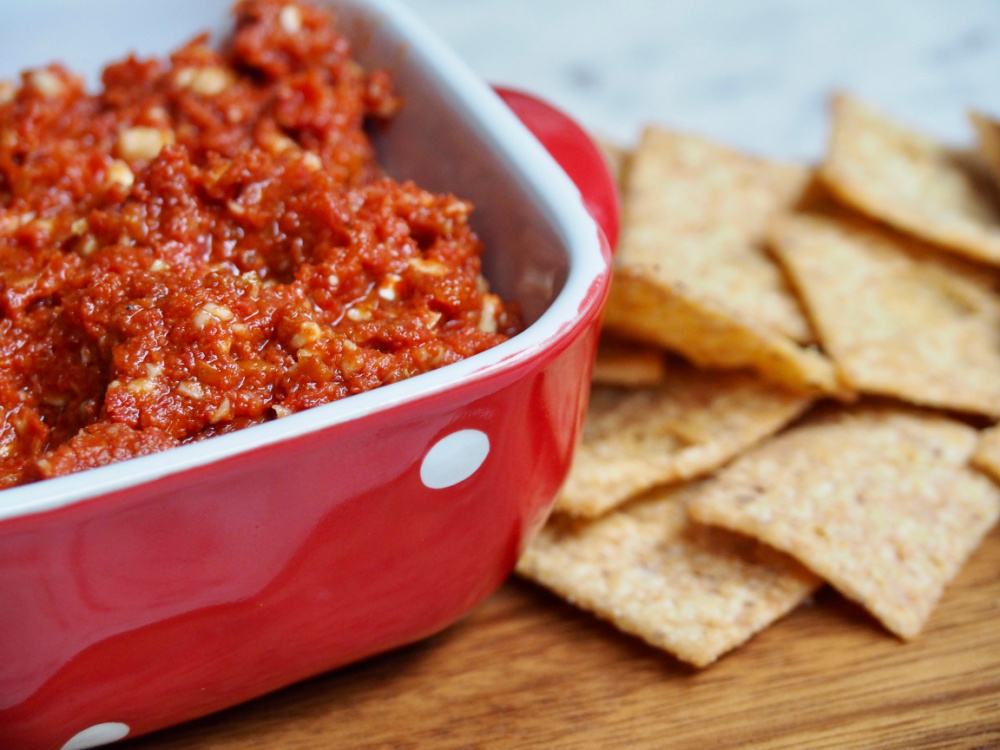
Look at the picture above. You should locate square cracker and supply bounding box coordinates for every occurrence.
[602,127,843,396]
[972,425,1000,484]
[768,208,1000,417]
[821,94,1000,266]
[689,406,1000,639]
[559,358,813,518]
[517,482,822,667]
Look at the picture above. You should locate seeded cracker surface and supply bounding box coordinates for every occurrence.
[517,482,822,667]
[821,94,1000,266]
[688,407,1000,639]
[769,209,1000,418]
[602,127,842,395]
[557,358,813,518]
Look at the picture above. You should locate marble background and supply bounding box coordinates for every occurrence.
[404,0,1000,162]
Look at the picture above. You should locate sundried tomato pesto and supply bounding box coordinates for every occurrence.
[0,0,519,488]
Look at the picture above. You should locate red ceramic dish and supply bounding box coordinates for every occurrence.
[0,1,614,748]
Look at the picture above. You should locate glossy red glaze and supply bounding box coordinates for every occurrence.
[0,73,618,750]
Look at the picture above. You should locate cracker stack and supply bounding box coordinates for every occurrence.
[516,97,1000,667]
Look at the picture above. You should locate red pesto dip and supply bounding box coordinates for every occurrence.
[0,0,520,488]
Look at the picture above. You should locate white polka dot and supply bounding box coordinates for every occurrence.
[420,429,490,489]
[60,723,130,750]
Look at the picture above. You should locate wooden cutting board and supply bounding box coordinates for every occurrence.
[128,526,1000,749]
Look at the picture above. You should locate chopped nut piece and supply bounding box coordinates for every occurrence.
[176,380,205,400]
[28,69,63,98]
[116,126,174,162]
[146,105,169,122]
[206,160,231,186]
[210,397,233,424]
[239,271,261,287]
[207,261,240,276]
[9,274,39,289]
[408,257,449,276]
[478,294,500,333]
[346,307,371,322]
[300,151,322,171]
[290,321,323,349]
[280,4,303,33]
[105,159,134,189]
[77,236,98,257]
[32,218,53,234]
[443,199,470,218]
[341,348,364,375]
[263,132,296,154]
[126,377,156,395]
[191,309,212,330]
[201,302,235,322]
[175,65,233,96]
[378,274,402,301]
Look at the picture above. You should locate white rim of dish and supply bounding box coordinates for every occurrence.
[0,0,607,522]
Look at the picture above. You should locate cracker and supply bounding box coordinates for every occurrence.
[769,209,1000,417]
[592,337,666,388]
[602,127,843,395]
[970,111,1000,188]
[972,425,1000,484]
[689,406,1000,639]
[610,128,815,343]
[517,483,822,667]
[558,358,813,518]
[821,94,1000,266]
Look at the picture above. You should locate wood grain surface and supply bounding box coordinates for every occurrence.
[125,526,1000,749]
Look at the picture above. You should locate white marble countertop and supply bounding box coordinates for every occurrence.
[404,0,1000,161]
